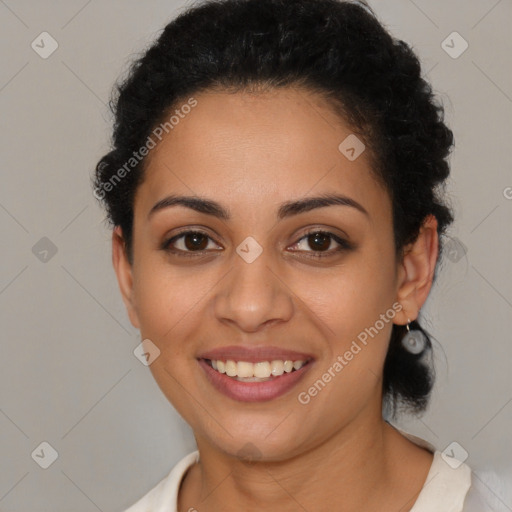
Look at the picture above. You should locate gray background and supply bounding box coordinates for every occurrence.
[0,1,510,511]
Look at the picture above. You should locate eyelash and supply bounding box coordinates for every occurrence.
[161,229,353,259]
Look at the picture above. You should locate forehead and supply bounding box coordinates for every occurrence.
[135,87,389,219]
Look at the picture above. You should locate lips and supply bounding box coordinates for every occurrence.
[197,345,315,402]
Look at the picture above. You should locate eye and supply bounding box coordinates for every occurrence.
[288,230,352,258]
[162,230,222,257]
[162,228,353,259]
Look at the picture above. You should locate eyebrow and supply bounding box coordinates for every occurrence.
[147,193,369,221]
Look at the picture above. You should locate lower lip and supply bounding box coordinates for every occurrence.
[198,359,313,402]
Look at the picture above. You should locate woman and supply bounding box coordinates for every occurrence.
[94,0,493,510]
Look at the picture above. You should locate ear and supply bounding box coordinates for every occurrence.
[394,215,439,325]
[112,226,140,329]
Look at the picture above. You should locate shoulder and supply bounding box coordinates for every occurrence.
[410,450,471,512]
[386,423,469,511]
[122,451,199,512]
[389,422,506,512]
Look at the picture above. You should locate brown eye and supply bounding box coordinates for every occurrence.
[182,232,209,250]
[163,230,222,256]
[307,232,331,251]
[289,230,353,258]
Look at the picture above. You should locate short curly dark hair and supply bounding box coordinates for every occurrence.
[93,0,454,417]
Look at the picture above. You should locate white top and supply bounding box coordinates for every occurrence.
[123,427,498,512]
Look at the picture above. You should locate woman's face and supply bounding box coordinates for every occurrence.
[115,87,414,460]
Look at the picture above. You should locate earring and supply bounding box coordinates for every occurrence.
[401,319,427,354]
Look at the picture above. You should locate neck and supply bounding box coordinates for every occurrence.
[178,408,430,512]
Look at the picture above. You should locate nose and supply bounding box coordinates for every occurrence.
[213,248,294,333]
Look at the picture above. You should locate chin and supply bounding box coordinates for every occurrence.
[198,418,309,463]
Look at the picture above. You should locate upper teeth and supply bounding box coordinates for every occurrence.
[210,359,306,378]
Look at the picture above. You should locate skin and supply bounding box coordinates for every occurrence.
[112,87,440,512]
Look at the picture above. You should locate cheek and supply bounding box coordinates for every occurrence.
[291,259,397,420]
[132,259,193,336]
[130,260,211,414]
[293,251,397,336]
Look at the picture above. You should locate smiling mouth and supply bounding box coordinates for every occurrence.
[202,358,311,382]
